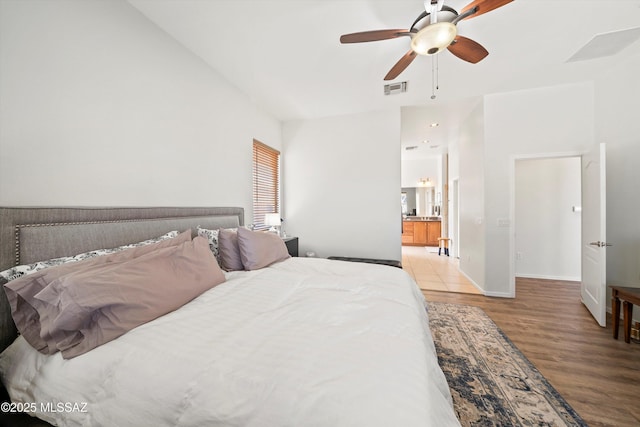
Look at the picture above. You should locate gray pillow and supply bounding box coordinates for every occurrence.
[217,228,244,271]
[237,227,290,271]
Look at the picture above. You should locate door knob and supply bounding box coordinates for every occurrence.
[589,241,612,247]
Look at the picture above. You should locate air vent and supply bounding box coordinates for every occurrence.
[384,81,407,95]
[405,145,419,151]
[567,27,640,62]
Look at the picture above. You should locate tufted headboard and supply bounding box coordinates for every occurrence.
[0,206,244,353]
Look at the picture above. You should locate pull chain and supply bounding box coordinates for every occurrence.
[431,56,436,99]
[436,53,440,91]
[430,54,439,100]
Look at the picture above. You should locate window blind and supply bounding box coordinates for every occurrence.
[253,140,280,230]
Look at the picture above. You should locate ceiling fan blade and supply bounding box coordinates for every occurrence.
[384,50,418,81]
[460,0,513,20]
[340,29,411,44]
[447,36,489,63]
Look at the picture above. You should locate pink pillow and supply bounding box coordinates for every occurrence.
[237,227,290,271]
[35,236,225,359]
[217,228,244,271]
[4,230,193,354]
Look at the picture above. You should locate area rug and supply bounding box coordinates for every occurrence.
[427,301,587,427]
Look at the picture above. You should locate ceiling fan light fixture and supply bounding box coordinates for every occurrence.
[410,22,457,55]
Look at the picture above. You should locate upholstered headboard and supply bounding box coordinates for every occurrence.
[0,206,244,352]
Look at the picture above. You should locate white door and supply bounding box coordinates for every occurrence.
[581,143,608,327]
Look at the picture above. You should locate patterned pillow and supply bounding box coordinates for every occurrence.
[197,226,241,265]
[197,227,221,261]
[0,230,180,283]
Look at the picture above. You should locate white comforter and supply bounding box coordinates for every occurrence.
[0,258,459,427]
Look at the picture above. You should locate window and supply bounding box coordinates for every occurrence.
[252,139,280,230]
[401,192,408,214]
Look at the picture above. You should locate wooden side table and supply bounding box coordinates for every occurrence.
[610,286,640,343]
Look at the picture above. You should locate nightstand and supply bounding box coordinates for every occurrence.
[283,237,299,257]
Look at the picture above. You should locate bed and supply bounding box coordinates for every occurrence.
[0,206,459,427]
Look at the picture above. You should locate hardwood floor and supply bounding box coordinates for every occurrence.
[423,278,640,427]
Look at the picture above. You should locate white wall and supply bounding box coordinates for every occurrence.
[481,82,594,296]
[515,157,581,281]
[0,0,281,218]
[457,103,485,289]
[595,50,640,321]
[452,83,594,295]
[401,157,440,188]
[283,110,402,261]
[445,54,639,318]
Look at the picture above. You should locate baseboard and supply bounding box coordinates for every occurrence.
[484,290,515,298]
[516,273,581,282]
[458,269,489,296]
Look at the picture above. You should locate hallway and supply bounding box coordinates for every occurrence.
[402,246,481,294]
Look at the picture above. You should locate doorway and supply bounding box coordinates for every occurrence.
[514,156,582,282]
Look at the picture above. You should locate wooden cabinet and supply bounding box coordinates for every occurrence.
[401,221,414,245]
[426,221,441,246]
[413,222,428,245]
[402,220,441,246]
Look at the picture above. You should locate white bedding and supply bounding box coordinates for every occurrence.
[0,257,459,427]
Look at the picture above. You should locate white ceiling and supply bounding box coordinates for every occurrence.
[128,0,640,157]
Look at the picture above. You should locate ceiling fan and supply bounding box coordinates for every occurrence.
[340,0,513,81]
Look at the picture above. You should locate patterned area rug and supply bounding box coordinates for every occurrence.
[427,302,587,427]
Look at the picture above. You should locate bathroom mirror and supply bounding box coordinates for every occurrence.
[402,186,439,217]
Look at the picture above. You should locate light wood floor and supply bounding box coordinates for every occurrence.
[423,278,640,427]
[402,246,482,294]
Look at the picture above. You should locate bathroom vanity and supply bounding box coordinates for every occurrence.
[401,218,441,246]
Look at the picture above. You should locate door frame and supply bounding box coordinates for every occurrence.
[451,178,459,258]
[508,150,584,297]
